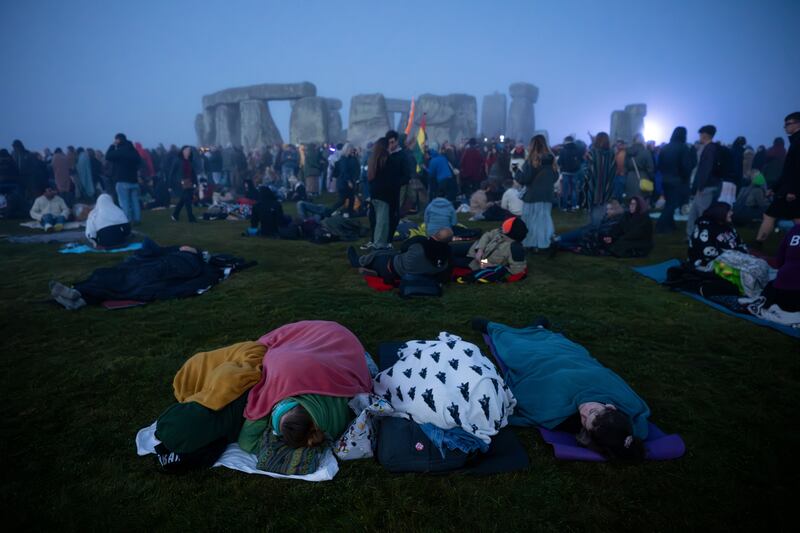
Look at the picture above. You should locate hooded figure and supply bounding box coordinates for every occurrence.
[250,186,285,237]
[604,196,653,258]
[85,193,131,247]
[688,201,747,267]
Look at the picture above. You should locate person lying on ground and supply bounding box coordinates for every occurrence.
[424,190,457,236]
[347,227,453,284]
[600,196,653,257]
[688,201,748,269]
[29,186,70,232]
[451,216,528,283]
[49,239,249,309]
[471,317,648,461]
[153,321,373,473]
[85,193,130,248]
[550,199,625,256]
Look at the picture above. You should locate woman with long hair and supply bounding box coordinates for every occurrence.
[514,135,557,251]
[364,137,391,249]
[170,145,198,223]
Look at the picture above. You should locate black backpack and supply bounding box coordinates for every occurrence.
[375,416,473,473]
[713,143,734,182]
[398,274,442,298]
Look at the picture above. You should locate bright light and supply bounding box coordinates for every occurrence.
[643,118,665,143]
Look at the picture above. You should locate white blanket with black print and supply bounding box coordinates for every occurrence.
[371,332,516,445]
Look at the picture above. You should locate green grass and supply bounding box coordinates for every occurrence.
[0,202,797,532]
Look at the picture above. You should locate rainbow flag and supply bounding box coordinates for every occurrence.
[414,113,426,172]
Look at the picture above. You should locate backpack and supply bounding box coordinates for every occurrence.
[398,274,442,298]
[375,416,472,473]
[713,144,734,182]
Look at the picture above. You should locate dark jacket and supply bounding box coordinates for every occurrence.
[688,217,747,267]
[775,130,800,197]
[170,157,198,190]
[658,141,697,185]
[515,154,557,204]
[557,142,584,173]
[607,212,653,257]
[371,152,405,203]
[105,141,141,184]
[693,142,720,193]
[336,155,360,193]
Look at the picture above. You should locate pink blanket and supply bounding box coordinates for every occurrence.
[244,321,372,420]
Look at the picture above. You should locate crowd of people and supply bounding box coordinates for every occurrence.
[2,111,798,315]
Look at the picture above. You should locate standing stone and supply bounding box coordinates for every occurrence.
[348,94,391,147]
[481,92,507,137]
[507,82,539,143]
[240,99,282,151]
[625,104,647,141]
[325,98,345,144]
[448,94,478,144]
[215,104,241,147]
[194,114,207,146]
[385,98,412,133]
[290,97,329,145]
[610,104,647,144]
[202,108,216,146]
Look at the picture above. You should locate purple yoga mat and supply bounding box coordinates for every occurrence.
[482,333,686,462]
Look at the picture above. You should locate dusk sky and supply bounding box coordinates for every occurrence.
[2,0,798,151]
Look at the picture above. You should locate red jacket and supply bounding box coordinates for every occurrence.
[460,147,485,183]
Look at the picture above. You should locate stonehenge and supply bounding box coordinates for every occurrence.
[610,104,647,144]
[506,82,538,143]
[347,94,391,148]
[481,92,507,138]
[411,93,478,147]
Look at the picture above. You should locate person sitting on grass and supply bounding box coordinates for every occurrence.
[688,201,748,269]
[424,190,457,236]
[550,199,625,256]
[347,227,453,284]
[599,195,654,257]
[249,186,286,237]
[29,186,70,232]
[85,193,131,248]
[451,216,528,283]
[471,317,648,461]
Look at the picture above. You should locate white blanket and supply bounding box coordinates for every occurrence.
[135,422,339,482]
[20,220,85,230]
[372,332,516,445]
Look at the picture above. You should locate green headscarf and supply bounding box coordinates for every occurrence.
[294,394,352,439]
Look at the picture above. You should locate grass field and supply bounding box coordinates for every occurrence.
[0,202,796,532]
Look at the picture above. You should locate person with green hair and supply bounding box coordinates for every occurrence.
[732,172,770,226]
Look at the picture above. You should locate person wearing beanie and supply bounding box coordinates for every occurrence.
[451,217,528,283]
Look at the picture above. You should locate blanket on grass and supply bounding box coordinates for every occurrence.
[634,259,800,339]
[59,242,143,254]
[20,220,85,230]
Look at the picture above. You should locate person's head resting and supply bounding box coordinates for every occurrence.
[43,186,57,199]
[180,145,193,160]
[703,201,733,225]
[605,198,623,218]
[577,405,645,461]
[785,111,800,135]
[501,216,528,242]
[698,125,716,144]
[280,405,325,448]
[670,127,688,144]
[385,130,399,152]
[629,195,648,215]
[114,133,127,145]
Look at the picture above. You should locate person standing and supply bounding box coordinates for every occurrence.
[656,127,697,233]
[624,134,654,200]
[51,148,73,206]
[685,125,721,238]
[76,148,95,200]
[752,112,800,248]
[557,136,584,211]
[365,137,392,249]
[170,146,198,223]
[584,132,618,226]
[515,135,557,251]
[105,133,142,223]
[459,138,485,197]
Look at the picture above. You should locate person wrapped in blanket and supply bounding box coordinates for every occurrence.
[248,186,287,237]
[48,238,249,309]
[688,201,748,269]
[451,216,528,283]
[152,321,373,474]
[371,332,517,457]
[550,199,625,256]
[346,227,453,284]
[472,317,649,461]
[597,196,653,258]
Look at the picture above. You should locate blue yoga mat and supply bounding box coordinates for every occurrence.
[633,259,800,339]
[59,242,143,254]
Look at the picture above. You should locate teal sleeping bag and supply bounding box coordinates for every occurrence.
[487,323,650,439]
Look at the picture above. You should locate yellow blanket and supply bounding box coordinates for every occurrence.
[173,341,266,410]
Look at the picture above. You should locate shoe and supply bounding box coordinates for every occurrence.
[53,223,64,232]
[342,213,350,219]
[375,243,393,250]
[360,241,374,251]
[529,316,550,329]
[171,215,178,222]
[50,281,81,301]
[346,246,360,268]
[44,223,53,232]
[470,317,490,333]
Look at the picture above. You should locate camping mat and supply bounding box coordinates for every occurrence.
[20,220,85,230]
[481,333,686,462]
[633,259,800,339]
[378,341,529,474]
[59,242,143,254]
[135,421,338,482]
[6,231,87,244]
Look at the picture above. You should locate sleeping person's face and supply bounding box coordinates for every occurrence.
[579,402,617,430]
